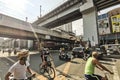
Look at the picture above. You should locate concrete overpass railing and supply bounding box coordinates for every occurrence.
[0,14,73,39]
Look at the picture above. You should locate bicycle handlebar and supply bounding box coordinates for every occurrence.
[48,59,54,61]
[103,71,108,75]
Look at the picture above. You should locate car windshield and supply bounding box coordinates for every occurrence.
[108,45,119,49]
[73,47,83,51]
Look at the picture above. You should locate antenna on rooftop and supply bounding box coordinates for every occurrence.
[40,5,42,18]
[25,17,28,22]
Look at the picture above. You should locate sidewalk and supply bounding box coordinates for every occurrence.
[115,59,120,80]
[56,58,120,80]
[0,51,39,57]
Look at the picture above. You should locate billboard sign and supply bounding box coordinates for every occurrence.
[111,14,120,33]
[98,18,110,35]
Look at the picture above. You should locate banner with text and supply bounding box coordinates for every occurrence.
[111,14,120,33]
[98,18,111,35]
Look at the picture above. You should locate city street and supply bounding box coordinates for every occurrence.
[0,51,120,80]
[0,0,120,80]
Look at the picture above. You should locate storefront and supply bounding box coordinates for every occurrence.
[98,7,120,45]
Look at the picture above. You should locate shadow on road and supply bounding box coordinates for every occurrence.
[70,60,80,64]
[56,69,80,80]
[100,61,115,65]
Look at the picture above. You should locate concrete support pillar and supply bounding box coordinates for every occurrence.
[28,40,33,49]
[39,39,44,50]
[18,39,21,49]
[80,0,99,45]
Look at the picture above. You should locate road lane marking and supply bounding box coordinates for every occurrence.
[112,59,120,80]
[59,61,71,80]
[0,70,2,80]
[6,57,15,63]
[5,57,47,80]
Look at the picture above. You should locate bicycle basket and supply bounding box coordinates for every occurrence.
[47,61,51,66]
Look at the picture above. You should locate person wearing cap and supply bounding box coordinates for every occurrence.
[84,51,113,80]
[5,50,34,80]
[21,49,30,63]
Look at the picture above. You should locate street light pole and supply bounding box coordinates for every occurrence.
[40,5,42,18]
[115,32,118,44]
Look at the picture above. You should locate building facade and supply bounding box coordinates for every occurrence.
[52,22,73,33]
[98,7,120,45]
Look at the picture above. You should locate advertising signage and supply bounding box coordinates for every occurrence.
[98,18,111,35]
[111,14,120,33]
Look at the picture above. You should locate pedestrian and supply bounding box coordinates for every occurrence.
[5,50,34,80]
[2,49,4,54]
[14,49,17,55]
[8,49,11,56]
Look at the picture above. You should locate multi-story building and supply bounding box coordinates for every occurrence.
[98,7,120,45]
[1,38,34,50]
[52,22,73,33]
[0,37,4,49]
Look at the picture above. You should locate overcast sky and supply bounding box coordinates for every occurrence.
[0,0,120,36]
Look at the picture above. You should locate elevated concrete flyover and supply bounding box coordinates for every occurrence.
[93,0,120,11]
[0,14,75,42]
[33,0,120,29]
[80,0,120,44]
[33,0,83,28]
[33,0,120,44]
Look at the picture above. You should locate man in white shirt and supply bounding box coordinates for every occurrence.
[5,50,34,80]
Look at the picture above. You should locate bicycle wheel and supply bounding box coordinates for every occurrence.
[46,67,55,79]
[39,63,45,74]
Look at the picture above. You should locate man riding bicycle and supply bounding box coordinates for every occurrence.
[84,51,113,80]
[40,48,53,67]
[5,50,34,80]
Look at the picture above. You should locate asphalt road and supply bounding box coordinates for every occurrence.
[0,51,120,80]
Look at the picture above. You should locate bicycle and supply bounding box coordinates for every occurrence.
[39,60,55,79]
[85,71,110,80]
[9,74,36,80]
[103,71,109,80]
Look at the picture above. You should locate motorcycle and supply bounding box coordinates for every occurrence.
[59,52,71,61]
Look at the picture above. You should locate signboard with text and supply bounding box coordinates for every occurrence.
[111,14,120,33]
[98,18,111,35]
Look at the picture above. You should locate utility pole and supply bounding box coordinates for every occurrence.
[40,5,42,18]
[25,17,28,22]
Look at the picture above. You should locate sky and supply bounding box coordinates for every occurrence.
[0,0,120,36]
[0,0,83,35]
[0,0,67,22]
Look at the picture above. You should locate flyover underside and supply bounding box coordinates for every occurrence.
[0,25,74,43]
[44,39,75,43]
[33,0,82,25]
[0,25,45,40]
[93,0,120,11]
[40,10,82,28]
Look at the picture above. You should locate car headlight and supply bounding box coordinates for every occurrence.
[79,51,83,53]
[107,50,110,53]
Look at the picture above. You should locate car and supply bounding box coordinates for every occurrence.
[101,44,120,55]
[4,48,9,52]
[72,47,84,58]
[15,48,21,52]
[95,48,104,59]
[100,45,107,56]
[59,51,71,61]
